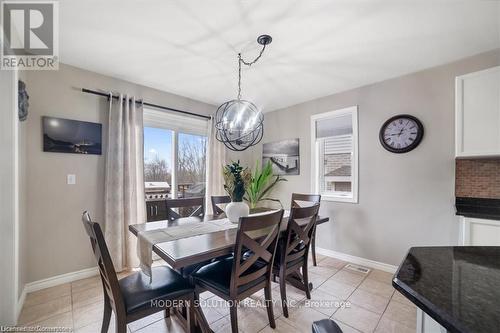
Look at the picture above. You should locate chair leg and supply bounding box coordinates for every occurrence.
[278,272,289,318]
[164,307,171,318]
[303,262,311,299]
[264,283,276,329]
[311,228,318,266]
[115,316,127,333]
[101,299,112,333]
[186,295,196,333]
[229,301,239,333]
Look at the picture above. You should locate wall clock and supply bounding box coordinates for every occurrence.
[379,114,424,153]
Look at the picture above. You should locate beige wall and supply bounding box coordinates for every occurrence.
[24,64,215,283]
[229,49,500,266]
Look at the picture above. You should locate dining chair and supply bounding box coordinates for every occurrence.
[191,210,284,333]
[211,195,231,215]
[166,197,205,221]
[81,212,196,333]
[273,204,319,317]
[291,193,321,266]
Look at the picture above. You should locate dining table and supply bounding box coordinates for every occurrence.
[128,210,330,332]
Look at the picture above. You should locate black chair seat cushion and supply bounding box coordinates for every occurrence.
[192,256,267,295]
[119,266,194,314]
[312,319,343,333]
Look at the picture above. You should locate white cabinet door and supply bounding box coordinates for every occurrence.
[456,66,500,157]
[460,217,500,245]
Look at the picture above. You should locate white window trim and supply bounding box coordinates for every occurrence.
[310,106,359,203]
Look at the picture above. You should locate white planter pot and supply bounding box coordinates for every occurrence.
[226,201,250,223]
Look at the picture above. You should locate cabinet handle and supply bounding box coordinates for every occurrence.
[154,206,158,216]
[150,206,153,217]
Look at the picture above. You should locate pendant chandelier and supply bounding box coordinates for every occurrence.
[215,35,272,151]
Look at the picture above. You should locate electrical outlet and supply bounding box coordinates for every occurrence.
[67,174,76,185]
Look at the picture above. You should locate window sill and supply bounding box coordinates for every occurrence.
[321,195,358,204]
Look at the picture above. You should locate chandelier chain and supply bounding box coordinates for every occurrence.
[237,44,267,100]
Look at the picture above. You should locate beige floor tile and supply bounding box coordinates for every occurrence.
[391,290,415,308]
[259,317,302,333]
[329,270,366,287]
[367,269,394,285]
[317,279,356,299]
[74,320,122,333]
[226,306,274,333]
[29,311,73,330]
[134,317,184,333]
[375,316,415,333]
[308,271,330,289]
[72,284,104,309]
[199,291,215,300]
[333,303,381,333]
[128,311,166,332]
[295,289,346,317]
[358,278,395,298]
[335,320,362,333]
[383,300,417,329]
[71,275,101,294]
[319,257,347,270]
[200,303,226,324]
[348,289,391,314]
[18,295,72,325]
[210,316,239,333]
[280,306,328,332]
[73,301,106,329]
[24,284,71,308]
[308,265,338,278]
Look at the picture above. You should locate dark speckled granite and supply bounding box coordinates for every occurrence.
[455,197,500,220]
[393,247,500,333]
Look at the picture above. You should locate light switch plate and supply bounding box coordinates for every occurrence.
[67,174,76,185]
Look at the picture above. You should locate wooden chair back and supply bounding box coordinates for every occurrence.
[281,204,320,267]
[211,195,231,215]
[166,197,205,221]
[291,193,321,208]
[230,210,284,298]
[81,212,125,315]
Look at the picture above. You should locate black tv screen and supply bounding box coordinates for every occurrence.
[42,116,102,155]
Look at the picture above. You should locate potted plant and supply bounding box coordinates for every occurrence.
[223,161,252,223]
[245,160,287,209]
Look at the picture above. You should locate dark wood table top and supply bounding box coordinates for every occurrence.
[129,213,329,270]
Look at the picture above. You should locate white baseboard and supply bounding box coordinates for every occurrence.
[316,247,398,273]
[25,267,99,294]
[16,286,27,321]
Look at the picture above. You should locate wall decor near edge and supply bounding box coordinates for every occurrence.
[42,116,102,155]
[263,138,300,175]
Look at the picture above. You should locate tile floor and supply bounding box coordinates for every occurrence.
[17,255,416,333]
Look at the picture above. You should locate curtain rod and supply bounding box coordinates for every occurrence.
[81,88,211,120]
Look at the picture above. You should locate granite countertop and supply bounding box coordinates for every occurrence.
[393,246,500,333]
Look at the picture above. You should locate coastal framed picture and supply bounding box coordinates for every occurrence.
[262,138,300,175]
[42,116,102,155]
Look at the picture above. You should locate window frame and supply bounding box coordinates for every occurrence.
[143,108,208,198]
[310,106,359,203]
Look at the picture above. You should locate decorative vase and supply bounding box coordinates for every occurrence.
[226,201,250,223]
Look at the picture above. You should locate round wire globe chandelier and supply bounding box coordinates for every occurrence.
[215,35,272,151]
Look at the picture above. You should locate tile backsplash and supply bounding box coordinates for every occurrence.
[456,159,500,199]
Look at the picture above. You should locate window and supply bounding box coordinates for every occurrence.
[311,106,358,203]
[143,109,208,199]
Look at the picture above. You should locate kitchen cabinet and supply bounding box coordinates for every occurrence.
[455,66,500,158]
[460,217,500,245]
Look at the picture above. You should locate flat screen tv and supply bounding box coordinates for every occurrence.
[42,116,102,155]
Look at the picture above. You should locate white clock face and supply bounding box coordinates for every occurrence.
[382,117,420,150]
